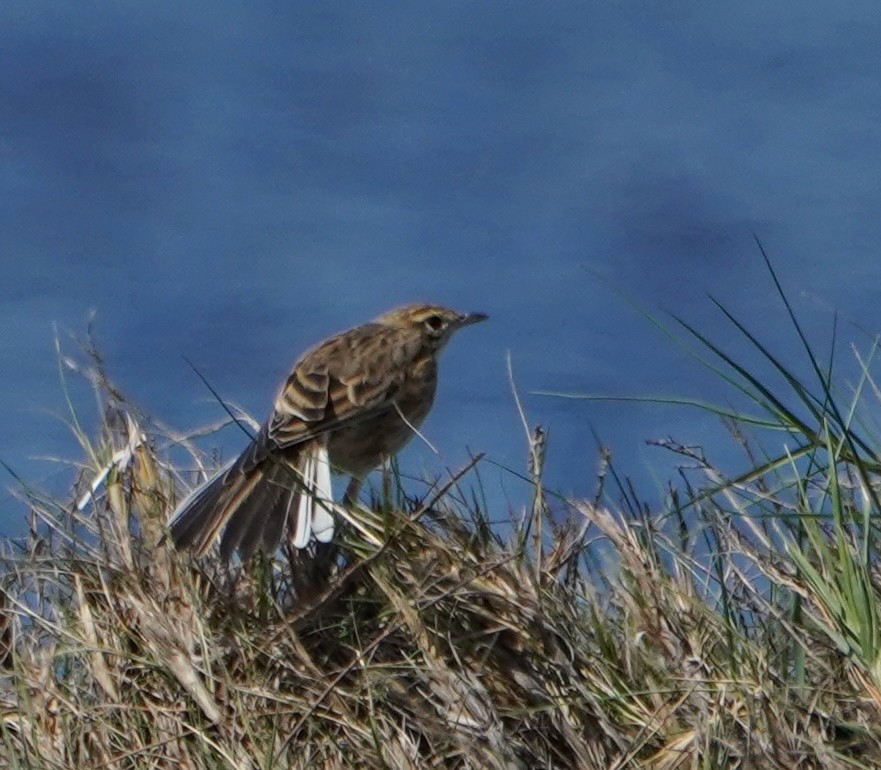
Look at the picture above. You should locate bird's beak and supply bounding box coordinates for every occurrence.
[458,312,489,328]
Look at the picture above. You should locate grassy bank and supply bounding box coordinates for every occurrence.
[3,288,881,768]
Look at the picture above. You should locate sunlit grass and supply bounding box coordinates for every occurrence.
[3,263,881,768]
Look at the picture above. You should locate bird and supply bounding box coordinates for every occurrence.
[168,303,487,560]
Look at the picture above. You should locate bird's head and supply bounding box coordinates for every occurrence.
[376,303,488,349]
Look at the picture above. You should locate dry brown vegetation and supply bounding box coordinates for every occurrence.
[3,299,881,768]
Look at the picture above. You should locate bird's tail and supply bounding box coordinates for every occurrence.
[168,444,335,560]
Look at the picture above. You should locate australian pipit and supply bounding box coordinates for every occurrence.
[169,303,487,559]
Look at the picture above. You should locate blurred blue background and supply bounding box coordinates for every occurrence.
[3,2,881,535]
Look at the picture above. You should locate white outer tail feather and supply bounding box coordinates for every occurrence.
[293,445,336,548]
[311,449,335,543]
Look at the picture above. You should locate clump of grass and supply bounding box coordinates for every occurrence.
[3,268,881,768]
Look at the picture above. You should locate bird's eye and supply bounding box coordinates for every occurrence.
[424,314,446,333]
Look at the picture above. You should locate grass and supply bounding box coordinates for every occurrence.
[3,273,881,768]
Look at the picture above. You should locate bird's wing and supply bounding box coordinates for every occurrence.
[208,323,419,485]
[266,322,422,451]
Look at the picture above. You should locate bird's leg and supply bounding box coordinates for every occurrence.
[343,477,363,508]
